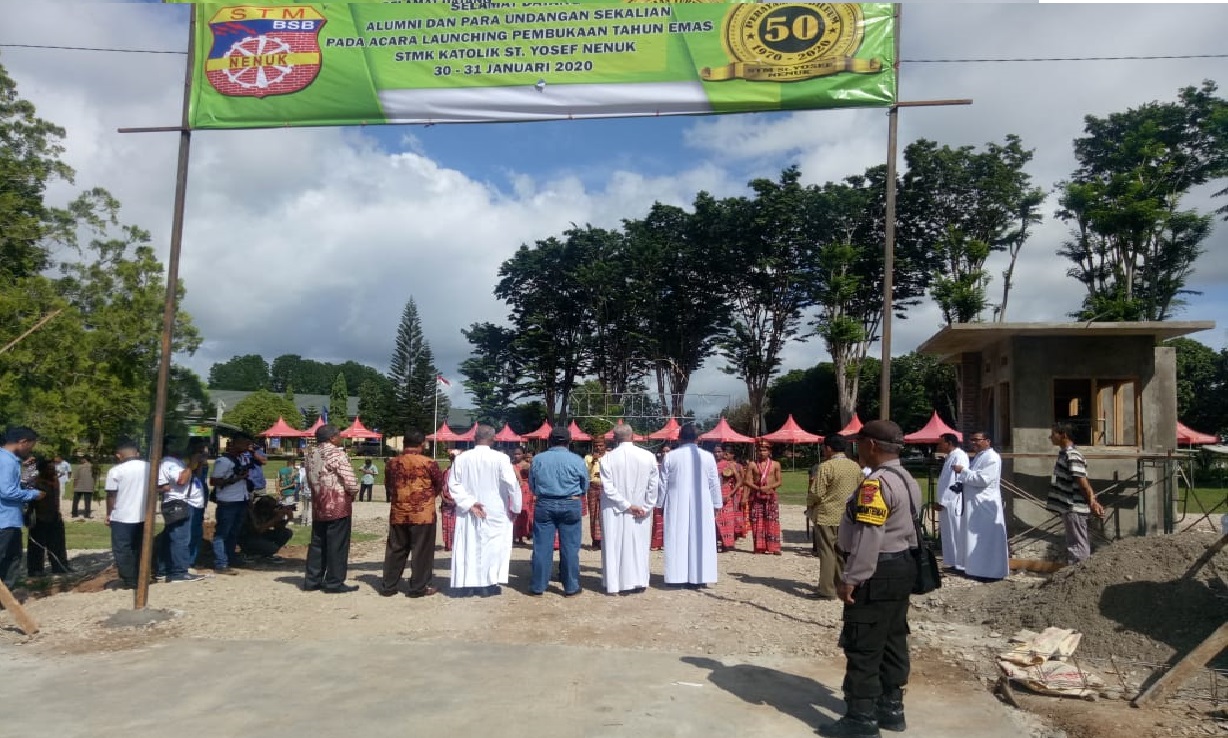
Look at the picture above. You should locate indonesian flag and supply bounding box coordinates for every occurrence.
[436,374,450,387]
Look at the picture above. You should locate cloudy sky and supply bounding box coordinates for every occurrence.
[3,1,1227,416]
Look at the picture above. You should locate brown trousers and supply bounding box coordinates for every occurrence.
[814,523,844,598]
[381,522,436,595]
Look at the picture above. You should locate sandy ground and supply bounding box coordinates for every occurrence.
[4,497,1224,737]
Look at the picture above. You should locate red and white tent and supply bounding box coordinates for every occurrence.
[456,423,478,442]
[759,414,822,444]
[1177,421,1218,445]
[839,413,863,437]
[603,419,646,442]
[259,416,306,438]
[522,421,552,440]
[567,420,592,442]
[903,411,962,444]
[698,417,755,444]
[339,417,382,440]
[493,423,524,443]
[302,417,325,438]
[648,417,681,441]
[427,422,463,442]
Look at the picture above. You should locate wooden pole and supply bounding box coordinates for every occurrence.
[134,10,196,610]
[879,3,901,421]
[1132,621,1228,707]
[0,579,39,635]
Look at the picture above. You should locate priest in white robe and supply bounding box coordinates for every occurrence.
[598,424,660,594]
[448,425,522,594]
[935,432,969,571]
[953,431,1009,581]
[657,423,722,586]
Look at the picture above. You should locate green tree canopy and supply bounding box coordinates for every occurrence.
[224,389,301,436]
[207,354,270,390]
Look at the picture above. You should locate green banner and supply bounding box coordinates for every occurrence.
[184,3,895,129]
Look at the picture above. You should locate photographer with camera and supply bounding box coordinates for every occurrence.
[239,494,294,563]
[934,433,968,573]
[210,434,255,575]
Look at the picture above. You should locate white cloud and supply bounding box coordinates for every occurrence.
[3,1,1226,426]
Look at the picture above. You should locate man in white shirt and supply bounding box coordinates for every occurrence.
[935,432,969,572]
[105,439,150,590]
[448,425,521,596]
[952,431,1009,582]
[598,424,659,594]
[154,438,207,583]
[54,455,71,500]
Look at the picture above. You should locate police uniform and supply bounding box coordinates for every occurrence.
[832,457,921,735]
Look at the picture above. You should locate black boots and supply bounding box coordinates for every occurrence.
[876,688,906,732]
[817,699,881,737]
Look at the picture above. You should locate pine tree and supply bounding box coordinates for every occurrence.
[329,372,348,427]
[386,298,445,434]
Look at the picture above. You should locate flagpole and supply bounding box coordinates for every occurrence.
[433,383,439,459]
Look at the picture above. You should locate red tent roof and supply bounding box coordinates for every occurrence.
[494,423,524,443]
[903,411,962,444]
[339,417,382,440]
[1177,421,1218,445]
[522,421,552,440]
[699,417,755,444]
[456,423,477,442]
[759,414,822,444]
[303,417,325,438]
[259,417,306,438]
[567,421,592,442]
[603,419,646,442]
[427,422,462,442]
[648,418,681,441]
[839,413,863,437]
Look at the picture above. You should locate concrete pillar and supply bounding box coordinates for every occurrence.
[957,352,982,438]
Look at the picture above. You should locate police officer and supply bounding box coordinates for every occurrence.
[820,420,921,738]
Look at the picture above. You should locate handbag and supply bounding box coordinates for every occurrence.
[161,498,191,525]
[881,466,941,595]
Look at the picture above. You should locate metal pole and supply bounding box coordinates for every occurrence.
[433,385,439,459]
[879,3,901,421]
[135,11,195,609]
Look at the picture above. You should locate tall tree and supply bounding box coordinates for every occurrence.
[898,135,1045,323]
[329,372,349,426]
[386,298,442,434]
[207,354,270,390]
[572,225,648,398]
[356,376,392,431]
[459,322,522,425]
[1057,81,1227,321]
[1169,337,1227,435]
[717,168,820,435]
[626,200,731,417]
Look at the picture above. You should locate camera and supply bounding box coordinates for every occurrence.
[950,481,965,494]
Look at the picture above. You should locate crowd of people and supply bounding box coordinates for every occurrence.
[0,416,1108,737]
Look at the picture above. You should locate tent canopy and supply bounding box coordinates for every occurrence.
[759,414,822,444]
[339,417,382,440]
[456,423,477,442]
[494,423,524,443]
[259,416,305,438]
[303,417,325,438]
[1177,421,1218,445]
[567,420,592,442]
[522,421,552,440]
[698,417,755,444]
[427,422,462,442]
[648,417,681,441]
[839,413,863,437]
[903,411,962,444]
[603,419,645,442]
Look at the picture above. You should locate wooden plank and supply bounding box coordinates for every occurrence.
[1132,621,1228,707]
[0,580,39,635]
[1181,533,1228,580]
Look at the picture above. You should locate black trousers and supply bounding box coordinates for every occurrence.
[304,517,351,590]
[72,492,93,517]
[839,556,915,701]
[28,519,69,575]
[240,527,292,558]
[0,527,23,593]
[358,483,373,502]
[381,522,436,594]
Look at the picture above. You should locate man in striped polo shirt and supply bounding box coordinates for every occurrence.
[1047,423,1105,564]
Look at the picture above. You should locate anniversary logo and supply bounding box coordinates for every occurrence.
[702,4,880,82]
[205,6,327,98]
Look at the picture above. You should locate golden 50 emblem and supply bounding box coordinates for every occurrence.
[702,4,882,83]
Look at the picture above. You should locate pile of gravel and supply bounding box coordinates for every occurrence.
[932,531,1227,666]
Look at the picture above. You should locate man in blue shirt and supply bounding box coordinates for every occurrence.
[1,427,44,592]
[528,425,589,596]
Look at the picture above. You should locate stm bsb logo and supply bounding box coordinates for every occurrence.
[204,6,327,98]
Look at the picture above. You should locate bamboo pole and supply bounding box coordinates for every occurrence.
[879,3,901,421]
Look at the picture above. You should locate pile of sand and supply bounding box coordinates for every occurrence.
[934,531,1227,666]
